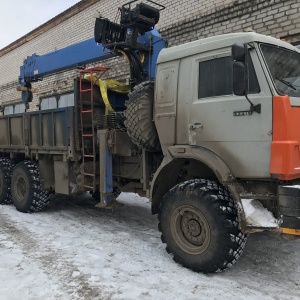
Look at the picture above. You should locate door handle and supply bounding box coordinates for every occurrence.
[189,123,203,130]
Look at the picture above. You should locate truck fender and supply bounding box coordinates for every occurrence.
[150,145,247,230]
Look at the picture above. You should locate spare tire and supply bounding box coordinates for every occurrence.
[124,81,160,152]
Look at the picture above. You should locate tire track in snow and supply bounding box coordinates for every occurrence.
[0,213,110,300]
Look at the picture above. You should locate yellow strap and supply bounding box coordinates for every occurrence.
[117,49,130,63]
[99,80,114,113]
[117,49,144,63]
[83,74,130,114]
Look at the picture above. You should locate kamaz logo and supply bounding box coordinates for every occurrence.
[233,111,253,116]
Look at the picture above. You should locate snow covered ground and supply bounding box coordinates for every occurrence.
[0,192,299,300]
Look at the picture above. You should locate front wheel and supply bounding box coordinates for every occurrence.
[11,161,50,213]
[158,179,246,273]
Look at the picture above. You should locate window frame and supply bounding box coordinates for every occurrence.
[2,102,26,115]
[39,91,75,110]
[58,92,75,108]
[197,52,261,100]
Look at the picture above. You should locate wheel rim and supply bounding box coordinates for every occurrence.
[170,205,211,255]
[14,175,27,202]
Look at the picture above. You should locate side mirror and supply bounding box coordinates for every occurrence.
[233,61,247,96]
[231,43,261,115]
[232,43,249,96]
[232,43,247,61]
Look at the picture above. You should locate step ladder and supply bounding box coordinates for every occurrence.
[79,66,109,191]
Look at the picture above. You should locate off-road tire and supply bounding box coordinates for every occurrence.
[11,161,50,213]
[158,179,247,273]
[124,81,160,152]
[0,158,14,205]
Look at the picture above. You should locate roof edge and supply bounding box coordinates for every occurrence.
[157,32,299,64]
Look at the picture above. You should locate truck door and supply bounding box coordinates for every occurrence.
[184,49,273,178]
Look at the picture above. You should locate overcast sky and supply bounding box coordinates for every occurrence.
[0,0,81,49]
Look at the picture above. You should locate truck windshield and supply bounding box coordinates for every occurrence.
[260,44,300,97]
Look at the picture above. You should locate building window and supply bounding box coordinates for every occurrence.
[58,93,74,108]
[198,56,260,99]
[40,93,74,110]
[40,96,57,110]
[3,103,26,115]
[3,106,14,115]
[14,103,26,114]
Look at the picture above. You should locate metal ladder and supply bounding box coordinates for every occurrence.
[79,66,109,191]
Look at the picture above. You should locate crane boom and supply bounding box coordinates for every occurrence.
[19,39,115,84]
[18,1,167,103]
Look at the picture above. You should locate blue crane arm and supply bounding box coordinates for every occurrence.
[18,1,167,104]
[19,28,166,85]
[19,38,115,84]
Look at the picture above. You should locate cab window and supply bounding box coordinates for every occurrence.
[198,56,260,98]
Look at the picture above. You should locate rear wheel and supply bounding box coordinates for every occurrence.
[11,161,50,213]
[0,158,14,205]
[158,179,246,273]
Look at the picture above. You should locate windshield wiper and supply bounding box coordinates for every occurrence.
[275,77,297,90]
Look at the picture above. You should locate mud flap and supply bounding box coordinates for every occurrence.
[278,186,300,236]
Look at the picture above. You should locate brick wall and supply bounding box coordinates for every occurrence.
[161,0,300,46]
[1,0,300,110]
